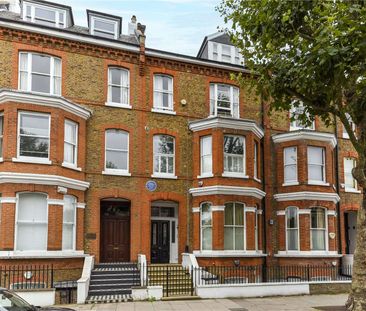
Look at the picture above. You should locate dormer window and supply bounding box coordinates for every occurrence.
[210,83,239,118]
[88,11,121,40]
[208,42,243,65]
[22,2,67,28]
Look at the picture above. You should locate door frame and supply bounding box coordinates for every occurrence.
[150,205,178,264]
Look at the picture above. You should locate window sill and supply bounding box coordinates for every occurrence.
[308,181,330,186]
[282,181,299,186]
[275,251,341,258]
[193,250,266,258]
[222,172,249,179]
[105,102,132,109]
[151,108,176,115]
[345,188,362,194]
[197,174,214,179]
[289,126,315,131]
[0,157,3,163]
[62,162,82,171]
[253,177,262,183]
[151,174,177,179]
[12,157,52,165]
[19,89,61,97]
[0,250,86,259]
[102,170,131,176]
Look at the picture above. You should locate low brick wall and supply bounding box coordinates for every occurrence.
[309,282,351,295]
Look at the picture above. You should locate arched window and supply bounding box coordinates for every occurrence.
[286,207,299,251]
[200,202,212,251]
[311,207,327,251]
[224,202,245,250]
[153,135,175,176]
[104,129,129,174]
[62,195,77,250]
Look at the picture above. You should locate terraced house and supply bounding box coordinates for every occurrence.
[0,0,360,297]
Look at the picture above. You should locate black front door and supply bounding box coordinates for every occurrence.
[151,220,170,263]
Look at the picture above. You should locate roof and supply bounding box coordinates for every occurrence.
[197,31,233,58]
[0,10,139,45]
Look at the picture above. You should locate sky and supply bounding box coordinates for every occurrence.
[61,0,225,57]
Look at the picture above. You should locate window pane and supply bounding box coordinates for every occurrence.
[94,19,115,32]
[20,137,49,158]
[17,223,48,251]
[224,227,233,250]
[234,204,244,225]
[17,193,47,222]
[225,203,234,225]
[284,147,297,165]
[32,54,51,74]
[224,136,244,155]
[308,147,323,165]
[234,227,244,250]
[286,207,298,228]
[106,150,127,170]
[201,203,212,226]
[312,230,326,250]
[111,86,121,103]
[287,229,299,250]
[65,121,76,144]
[154,135,174,154]
[54,58,61,76]
[35,7,56,22]
[62,224,73,250]
[64,143,75,164]
[19,53,28,71]
[31,74,50,93]
[308,164,323,181]
[311,208,325,229]
[285,165,297,182]
[63,196,76,223]
[20,113,49,137]
[106,130,128,150]
[202,227,212,250]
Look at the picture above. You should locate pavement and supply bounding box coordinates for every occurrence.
[64,294,348,311]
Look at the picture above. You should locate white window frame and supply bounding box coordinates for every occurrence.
[208,41,243,65]
[254,141,259,180]
[210,83,240,118]
[18,52,62,96]
[15,192,48,251]
[63,119,78,168]
[107,67,130,108]
[152,135,176,178]
[223,135,246,178]
[0,113,3,161]
[344,157,358,192]
[343,113,356,139]
[62,195,77,251]
[200,136,213,178]
[289,103,315,131]
[23,2,67,28]
[90,16,118,39]
[310,207,328,252]
[307,146,326,185]
[103,129,130,176]
[284,146,298,185]
[17,111,51,164]
[153,74,174,112]
[255,208,259,251]
[200,202,212,251]
[285,206,300,252]
[224,202,246,251]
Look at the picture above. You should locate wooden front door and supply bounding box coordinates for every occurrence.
[100,202,130,263]
[151,220,170,264]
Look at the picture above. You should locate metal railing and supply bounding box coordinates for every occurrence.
[0,264,54,290]
[192,264,353,285]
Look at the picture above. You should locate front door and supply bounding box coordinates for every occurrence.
[151,220,170,263]
[100,202,130,262]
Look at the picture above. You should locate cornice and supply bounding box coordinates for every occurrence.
[189,117,264,139]
[0,172,90,191]
[189,185,266,199]
[272,130,337,148]
[0,89,92,119]
[273,191,340,204]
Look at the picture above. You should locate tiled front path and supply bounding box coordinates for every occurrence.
[64,294,348,311]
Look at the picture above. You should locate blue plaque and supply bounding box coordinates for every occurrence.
[146,180,157,192]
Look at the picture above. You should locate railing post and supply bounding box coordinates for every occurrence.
[166,268,169,297]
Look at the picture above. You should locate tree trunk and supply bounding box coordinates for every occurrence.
[346,191,366,311]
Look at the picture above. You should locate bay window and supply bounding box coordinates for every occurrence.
[344,158,357,191]
[200,202,212,251]
[286,207,299,251]
[311,207,327,251]
[210,84,239,118]
[153,135,175,176]
[284,147,298,184]
[104,129,129,174]
[223,135,245,176]
[200,136,212,177]
[62,195,76,250]
[224,202,245,250]
[16,193,48,251]
[308,146,326,183]
[19,52,61,95]
[18,112,50,160]
[153,75,173,111]
[64,120,78,167]
[107,68,130,107]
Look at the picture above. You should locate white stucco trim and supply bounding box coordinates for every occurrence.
[273,192,340,203]
[0,89,92,119]
[77,203,86,209]
[272,130,337,148]
[245,206,257,213]
[211,205,225,212]
[275,251,341,258]
[0,197,17,203]
[277,210,285,216]
[192,207,200,213]
[193,250,266,257]
[189,117,264,139]
[0,250,86,259]
[0,172,90,191]
[327,210,337,216]
[47,199,64,206]
[189,185,266,199]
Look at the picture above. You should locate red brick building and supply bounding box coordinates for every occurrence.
[0,0,360,278]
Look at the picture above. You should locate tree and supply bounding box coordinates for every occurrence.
[218,1,366,310]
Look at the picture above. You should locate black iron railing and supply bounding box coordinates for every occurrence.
[0,264,54,290]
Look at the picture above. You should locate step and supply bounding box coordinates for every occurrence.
[91,272,140,278]
[86,294,132,304]
[89,283,140,290]
[162,296,200,301]
[93,267,139,273]
[90,278,140,285]
[88,288,132,295]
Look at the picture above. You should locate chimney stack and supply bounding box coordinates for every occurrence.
[0,0,20,13]
[128,15,137,36]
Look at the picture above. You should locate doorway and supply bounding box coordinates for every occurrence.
[100,199,130,263]
[346,211,357,254]
[150,201,178,264]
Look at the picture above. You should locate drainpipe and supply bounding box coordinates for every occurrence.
[334,116,343,263]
